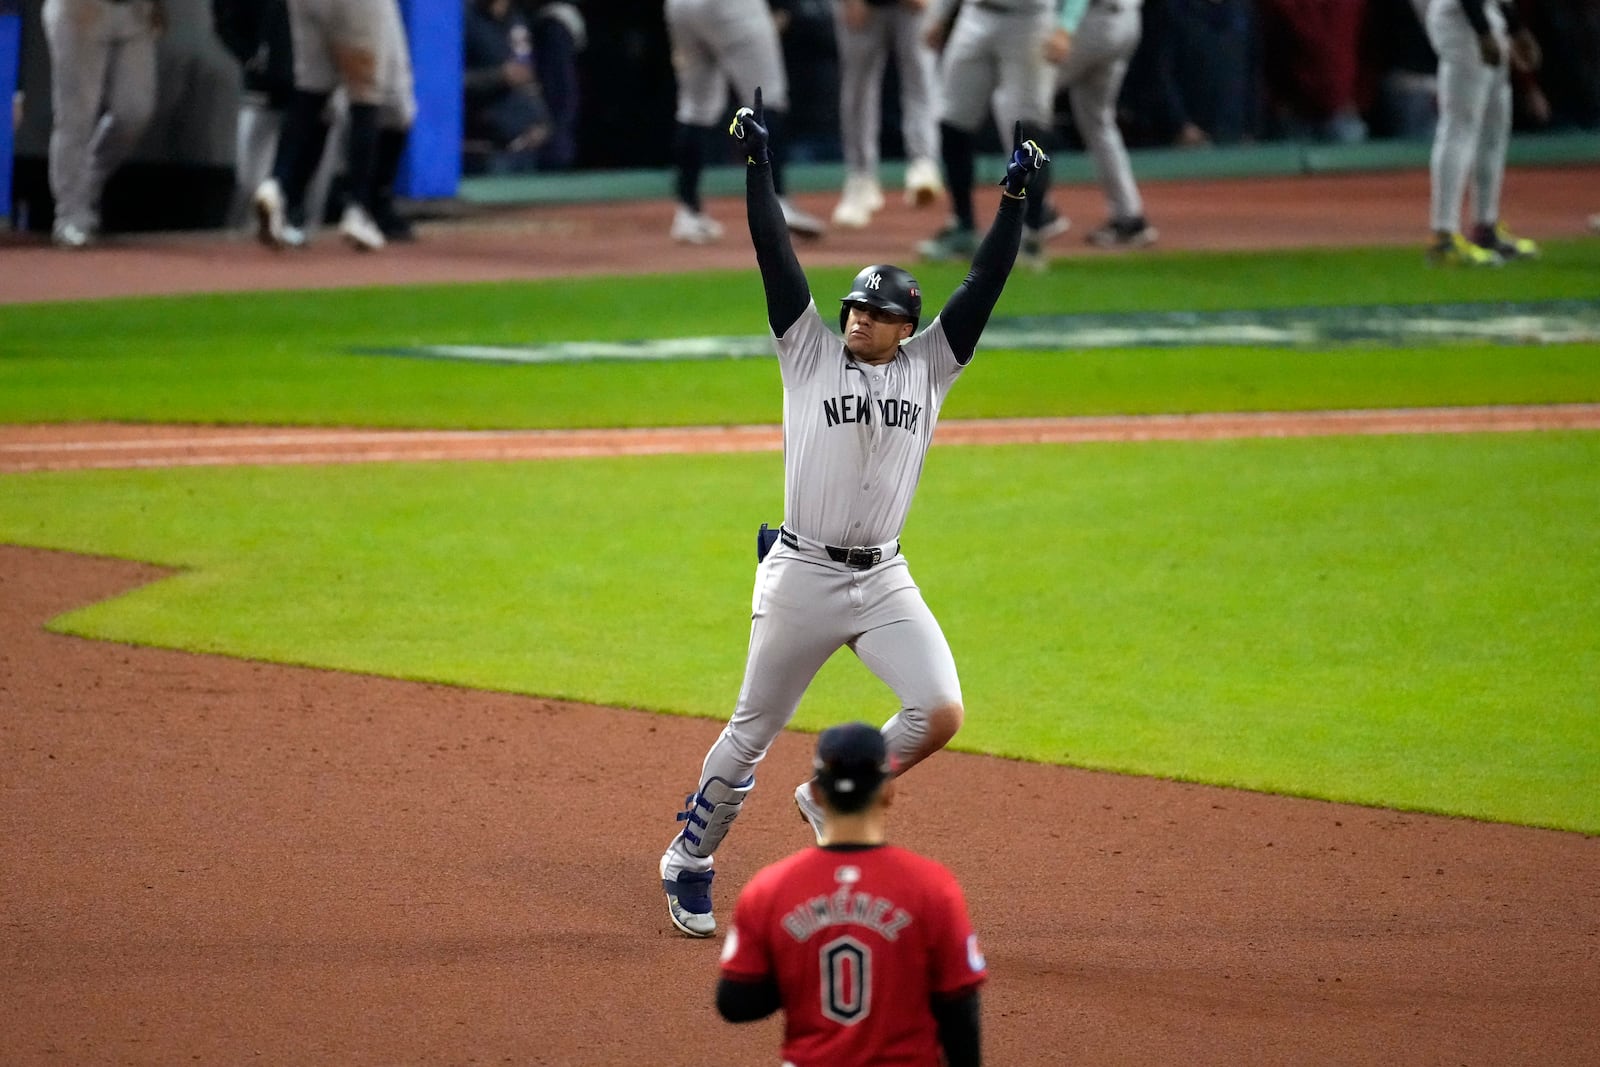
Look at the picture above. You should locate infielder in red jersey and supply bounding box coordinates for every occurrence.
[717,722,987,1067]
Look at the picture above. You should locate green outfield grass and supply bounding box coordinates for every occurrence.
[1,241,1597,427]
[2,241,1598,833]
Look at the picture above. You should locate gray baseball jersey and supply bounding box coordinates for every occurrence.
[1424,0,1513,233]
[1056,0,1145,220]
[778,300,961,547]
[665,0,790,125]
[41,0,160,235]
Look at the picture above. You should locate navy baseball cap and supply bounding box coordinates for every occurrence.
[813,722,892,803]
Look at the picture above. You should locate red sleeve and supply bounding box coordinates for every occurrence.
[927,870,987,997]
[719,872,775,983]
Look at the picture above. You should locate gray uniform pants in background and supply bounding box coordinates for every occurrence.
[665,0,789,124]
[937,5,1057,134]
[1058,0,1145,221]
[1426,0,1510,233]
[834,2,941,175]
[42,0,159,234]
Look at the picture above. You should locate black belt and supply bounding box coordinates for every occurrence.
[779,527,898,571]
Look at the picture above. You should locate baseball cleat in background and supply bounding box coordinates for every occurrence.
[659,853,717,937]
[253,178,304,250]
[670,205,725,245]
[793,781,825,845]
[780,198,827,239]
[1086,216,1158,249]
[1028,202,1071,244]
[1427,232,1502,267]
[52,222,93,250]
[832,173,885,229]
[916,220,979,261]
[904,157,944,208]
[339,204,387,252]
[1471,222,1538,260]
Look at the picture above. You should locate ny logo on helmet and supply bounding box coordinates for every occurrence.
[865,273,882,291]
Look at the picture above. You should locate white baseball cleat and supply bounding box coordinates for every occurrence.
[52,222,93,249]
[659,851,717,937]
[794,781,825,845]
[670,205,724,245]
[831,173,884,229]
[339,204,387,252]
[253,178,294,249]
[904,157,944,208]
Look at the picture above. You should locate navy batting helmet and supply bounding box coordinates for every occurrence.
[839,264,922,334]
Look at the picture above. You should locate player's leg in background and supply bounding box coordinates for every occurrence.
[893,3,943,207]
[664,0,727,243]
[1069,8,1156,247]
[84,0,158,232]
[1469,66,1512,238]
[320,0,388,251]
[919,7,993,259]
[41,0,110,243]
[992,9,1066,263]
[1464,15,1536,261]
[1424,0,1500,264]
[369,0,416,241]
[258,0,341,246]
[717,2,825,237]
[832,1,889,228]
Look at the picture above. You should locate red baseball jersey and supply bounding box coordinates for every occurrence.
[720,843,987,1067]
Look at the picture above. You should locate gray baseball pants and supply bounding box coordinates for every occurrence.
[1057,0,1145,221]
[1426,0,1511,233]
[41,0,159,233]
[834,3,941,174]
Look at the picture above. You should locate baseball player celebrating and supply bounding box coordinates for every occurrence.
[1422,0,1542,265]
[659,86,1046,939]
[716,722,987,1067]
[1054,0,1157,248]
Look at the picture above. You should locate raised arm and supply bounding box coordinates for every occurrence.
[938,123,1048,363]
[730,88,811,337]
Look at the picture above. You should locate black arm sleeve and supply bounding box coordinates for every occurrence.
[747,162,812,338]
[936,193,1025,364]
[931,988,983,1067]
[716,976,783,1023]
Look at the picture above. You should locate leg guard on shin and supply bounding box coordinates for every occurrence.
[674,773,755,859]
